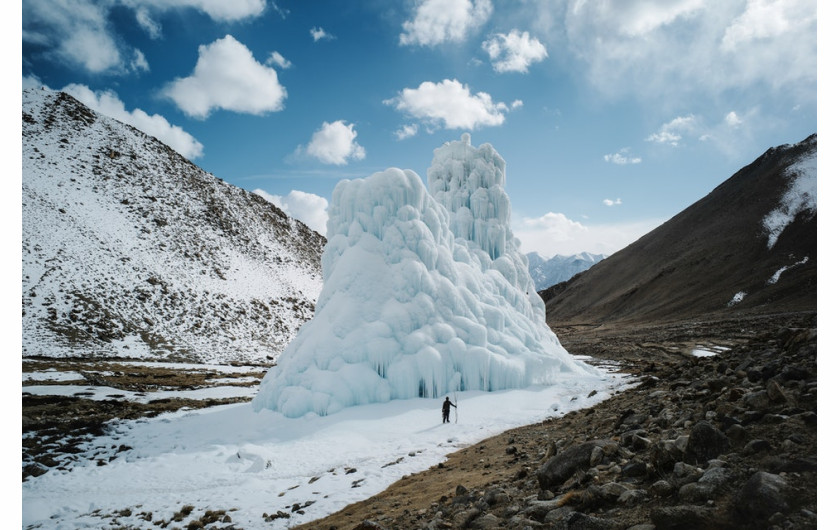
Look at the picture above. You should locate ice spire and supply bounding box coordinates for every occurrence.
[253,136,601,417]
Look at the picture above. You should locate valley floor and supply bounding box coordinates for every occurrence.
[21,311,817,529]
[298,311,818,530]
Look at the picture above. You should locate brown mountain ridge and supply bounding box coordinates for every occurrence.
[541,134,816,327]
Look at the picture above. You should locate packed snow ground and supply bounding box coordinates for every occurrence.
[23,383,258,403]
[23,362,627,529]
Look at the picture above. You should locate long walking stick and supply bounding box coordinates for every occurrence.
[454,388,458,424]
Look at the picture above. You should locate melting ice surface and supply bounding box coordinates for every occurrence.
[254,134,604,418]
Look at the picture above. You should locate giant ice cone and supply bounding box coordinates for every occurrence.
[253,134,600,417]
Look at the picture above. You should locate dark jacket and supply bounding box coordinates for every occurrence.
[442,398,456,412]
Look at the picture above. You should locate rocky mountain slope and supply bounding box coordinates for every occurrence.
[527,252,607,291]
[542,135,816,326]
[22,88,325,364]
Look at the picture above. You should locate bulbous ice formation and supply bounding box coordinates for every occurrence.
[253,135,600,417]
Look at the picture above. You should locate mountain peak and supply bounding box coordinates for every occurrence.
[527,252,607,291]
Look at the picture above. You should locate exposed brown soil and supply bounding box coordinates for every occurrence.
[21,359,265,481]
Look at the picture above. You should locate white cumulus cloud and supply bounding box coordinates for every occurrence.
[400,0,492,46]
[268,51,292,69]
[725,111,742,127]
[134,7,162,38]
[513,211,662,256]
[602,198,623,207]
[304,121,366,165]
[62,83,204,160]
[604,148,641,165]
[253,189,329,235]
[385,79,511,130]
[131,49,150,72]
[23,0,268,74]
[310,27,335,42]
[23,75,44,90]
[395,124,419,140]
[162,35,287,119]
[23,0,121,74]
[124,0,266,22]
[482,30,548,73]
[553,0,815,102]
[646,115,697,146]
[721,0,812,52]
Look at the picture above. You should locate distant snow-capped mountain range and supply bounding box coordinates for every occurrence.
[22,88,325,364]
[526,252,607,291]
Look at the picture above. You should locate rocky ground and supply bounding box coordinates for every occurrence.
[21,311,818,529]
[297,311,817,530]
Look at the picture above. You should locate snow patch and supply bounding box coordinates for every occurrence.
[691,345,730,358]
[727,291,747,306]
[767,256,809,285]
[762,150,816,249]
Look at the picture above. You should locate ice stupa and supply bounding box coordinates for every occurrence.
[253,134,601,417]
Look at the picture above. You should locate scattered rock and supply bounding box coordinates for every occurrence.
[651,505,719,529]
[684,421,729,464]
[537,440,608,490]
[734,471,790,522]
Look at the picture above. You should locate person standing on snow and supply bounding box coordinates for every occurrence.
[442,396,456,423]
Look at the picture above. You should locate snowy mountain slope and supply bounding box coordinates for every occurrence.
[526,251,607,291]
[22,88,325,364]
[543,134,817,325]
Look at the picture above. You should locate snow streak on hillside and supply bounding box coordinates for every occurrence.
[763,137,817,249]
[254,134,603,417]
[22,88,324,364]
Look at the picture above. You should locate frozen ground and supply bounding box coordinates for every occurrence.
[22,358,628,529]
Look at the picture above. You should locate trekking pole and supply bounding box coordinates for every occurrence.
[453,372,461,424]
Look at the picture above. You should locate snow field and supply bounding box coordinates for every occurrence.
[23,370,628,529]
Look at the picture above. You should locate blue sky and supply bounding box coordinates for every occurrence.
[21,0,818,256]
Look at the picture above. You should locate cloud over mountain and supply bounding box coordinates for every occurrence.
[385,79,512,130]
[162,35,287,119]
[303,120,366,165]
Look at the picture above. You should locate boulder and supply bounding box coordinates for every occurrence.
[684,421,729,464]
[537,440,608,490]
[651,505,719,529]
[562,511,622,530]
[734,471,790,521]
